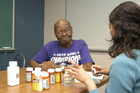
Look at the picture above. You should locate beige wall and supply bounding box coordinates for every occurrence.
[44,0,65,44]
[90,52,113,68]
[44,0,113,93]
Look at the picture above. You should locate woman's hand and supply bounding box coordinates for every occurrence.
[91,65,109,76]
[67,61,97,92]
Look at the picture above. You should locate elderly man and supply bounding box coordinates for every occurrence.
[30,19,94,71]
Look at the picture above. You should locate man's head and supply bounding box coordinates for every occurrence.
[54,19,73,47]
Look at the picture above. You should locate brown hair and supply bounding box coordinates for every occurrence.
[108,1,140,59]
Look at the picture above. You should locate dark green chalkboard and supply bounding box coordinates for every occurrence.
[0,0,13,48]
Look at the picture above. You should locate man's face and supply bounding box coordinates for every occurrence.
[55,21,72,45]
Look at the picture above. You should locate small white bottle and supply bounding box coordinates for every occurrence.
[7,61,20,86]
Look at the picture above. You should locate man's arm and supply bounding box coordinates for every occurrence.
[30,59,39,68]
[82,62,93,71]
[66,62,93,71]
[30,59,60,71]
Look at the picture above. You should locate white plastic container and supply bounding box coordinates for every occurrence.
[7,61,20,86]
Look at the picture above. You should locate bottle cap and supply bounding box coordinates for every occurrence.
[26,67,33,71]
[65,69,71,73]
[41,71,49,77]
[35,67,41,71]
[9,61,17,66]
[35,71,41,76]
[55,68,62,72]
[48,69,54,73]
[32,70,35,74]
[61,66,65,69]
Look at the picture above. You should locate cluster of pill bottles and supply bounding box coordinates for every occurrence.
[26,67,73,92]
[26,67,49,92]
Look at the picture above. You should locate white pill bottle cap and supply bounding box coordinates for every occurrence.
[9,61,17,66]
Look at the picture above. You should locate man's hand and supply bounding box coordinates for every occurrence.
[91,65,109,76]
[39,61,60,71]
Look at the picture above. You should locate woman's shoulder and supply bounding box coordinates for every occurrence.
[114,50,140,65]
[111,52,139,71]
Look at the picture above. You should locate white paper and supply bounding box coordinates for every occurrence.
[74,71,104,84]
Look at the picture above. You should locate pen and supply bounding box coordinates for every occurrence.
[93,68,98,76]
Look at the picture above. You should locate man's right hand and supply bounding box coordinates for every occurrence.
[39,61,60,71]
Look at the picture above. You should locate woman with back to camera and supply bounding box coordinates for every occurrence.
[67,1,140,93]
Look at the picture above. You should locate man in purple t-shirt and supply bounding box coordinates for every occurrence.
[30,19,94,71]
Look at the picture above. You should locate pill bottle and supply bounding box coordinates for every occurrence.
[7,61,20,86]
[41,71,49,90]
[63,70,73,87]
[26,67,33,83]
[60,63,66,82]
[32,70,35,82]
[60,63,66,73]
[33,71,43,91]
[35,67,41,72]
[55,68,61,83]
[48,69,55,84]
[33,67,41,82]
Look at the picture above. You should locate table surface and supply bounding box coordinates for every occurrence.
[0,68,108,93]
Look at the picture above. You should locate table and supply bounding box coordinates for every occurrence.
[0,68,108,93]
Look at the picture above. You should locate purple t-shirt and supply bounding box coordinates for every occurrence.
[33,39,94,65]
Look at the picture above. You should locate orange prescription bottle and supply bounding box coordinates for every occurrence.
[32,70,35,82]
[41,71,49,90]
[26,67,33,83]
[55,68,61,83]
[48,69,55,85]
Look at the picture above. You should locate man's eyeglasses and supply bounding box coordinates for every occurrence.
[55,28,71,35]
